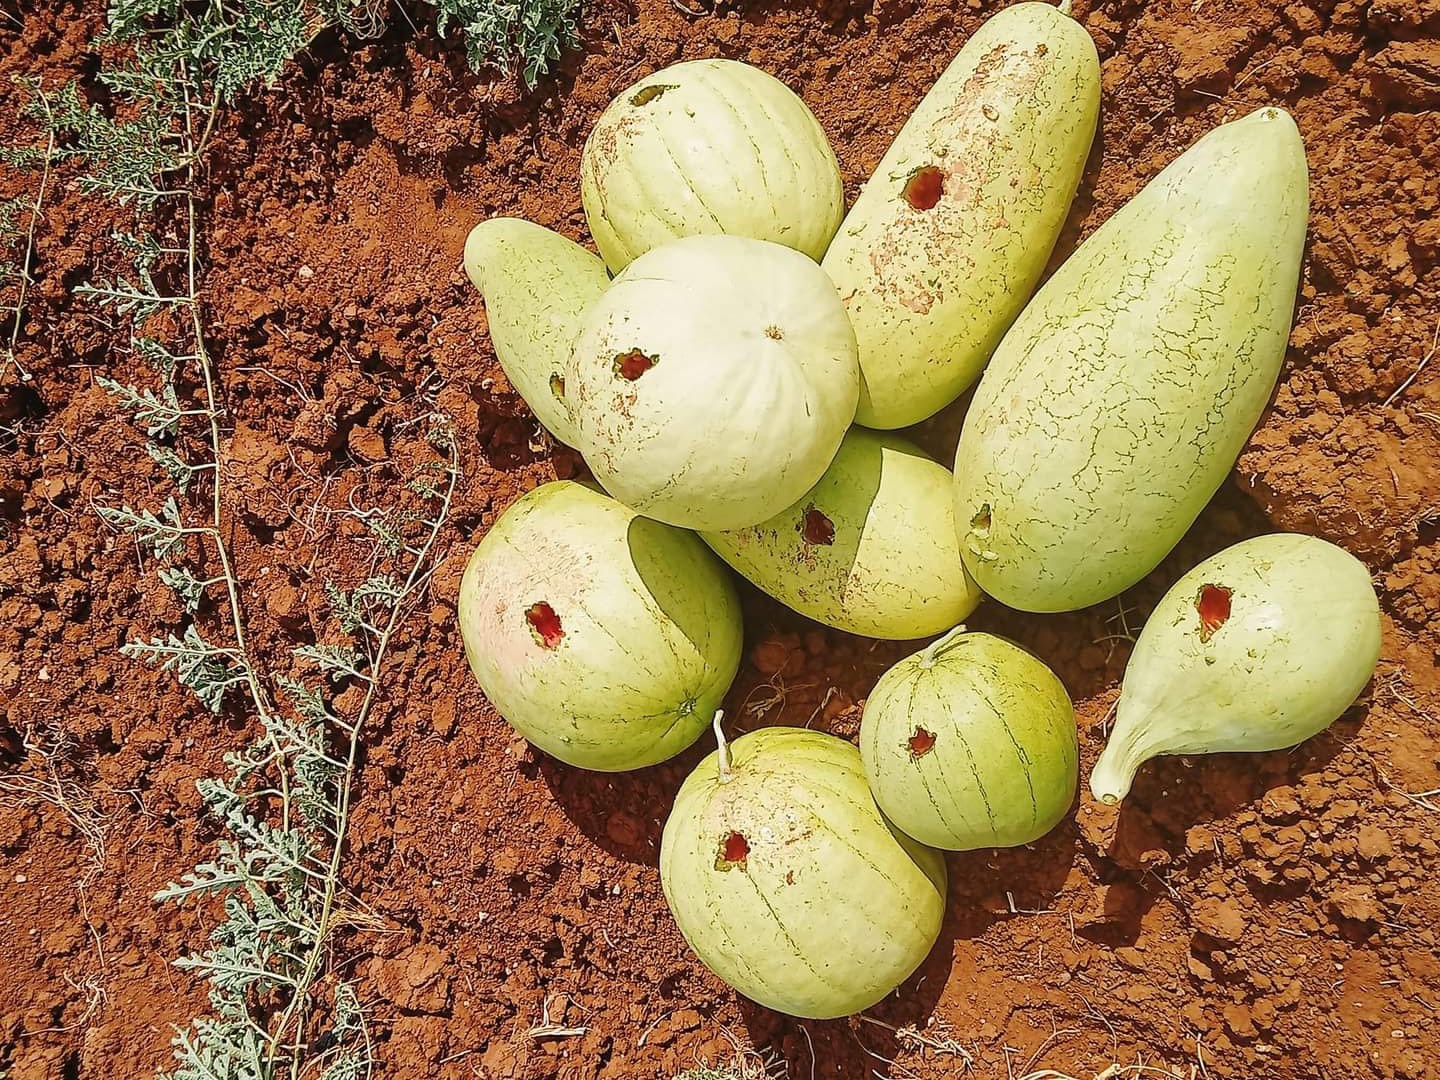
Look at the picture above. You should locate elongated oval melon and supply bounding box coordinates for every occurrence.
[1090,533,1380,805]
[582,59,844,272]
[463,218,610,446]
[822,2,1100,429]
[457,481,743,771]
[860,627,1077,850]
[954,107,1309,612]
[660,725,946,1019]
[701,428,982,639]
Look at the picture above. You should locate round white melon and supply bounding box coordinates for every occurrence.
[570,235,860,531]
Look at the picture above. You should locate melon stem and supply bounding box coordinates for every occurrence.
[918,624,967,670]
[713,710,732,783]
[1058,0,1074,16]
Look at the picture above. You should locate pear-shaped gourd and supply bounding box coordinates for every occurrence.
[463,218,610,446]
[457,481,743,771]
[824,1,1100,428]
[570,235,860,531]
[954,107,1309,612]
[581,59,844,272]
[660,724,946,1019]
[861,628,1077,849]
[1090,533,1381,805]
[701,428,982,639]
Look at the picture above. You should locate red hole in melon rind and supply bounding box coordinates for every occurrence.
[801,506,835,546]
[908,727,937,758]
[613,350,657,380]
[1196,584,1232,642]
[720,831,749,866]
[903,166,944,210]
[525,602,564,649]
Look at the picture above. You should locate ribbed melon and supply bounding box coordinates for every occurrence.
[660,726,946,1019]
[582,59,843,272]
[457,481,742,771]
[861,628,1077,850]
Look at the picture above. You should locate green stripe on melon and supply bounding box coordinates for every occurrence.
[660,726,945,1019]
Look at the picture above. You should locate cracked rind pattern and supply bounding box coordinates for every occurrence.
[457,481,743,772]
[822,2,1100,430]
[1090,532,1381,804]
[462,218,610,447]
[570,235,860,531]
[860,631,1078,850]
[954,106,1309,613]
[659,727,946,1019]
[581,58,844,273]
[700,428,982,639]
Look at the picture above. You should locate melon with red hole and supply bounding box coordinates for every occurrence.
[659,726,945,1018]
[462,218,610,446]
[581,59,844,272]
[860,628,1077,850]
[821,2,1100,429]
[699,428,983,639]
[569,235,860,531]
[456,481,743,771]
[1090,533,1380,806]
[954,107,1309,612]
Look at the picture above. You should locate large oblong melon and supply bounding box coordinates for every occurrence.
[823,2,1100,429]
[953,107,1309,612]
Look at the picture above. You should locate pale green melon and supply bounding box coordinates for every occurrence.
[1091,533,1380,805]
[660,726,946,1019]
[457,481,742,771]
[953,107,1309,612]
[582,59,843,272]
[823,2,1100,429]
[701,428,982,639]
[570,235,859,531]
[463,218,610,446]
[861,628,1077,850]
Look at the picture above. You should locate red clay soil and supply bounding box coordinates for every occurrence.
[3,0,1440,1077]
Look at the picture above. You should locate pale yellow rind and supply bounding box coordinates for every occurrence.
[660,727,946,1018]
[457,481,743,771]
[822,2,1100,429]
[954,107,1309,612]
[701,428,982,639]
[581,59,844,272]
[463,218,610,446]
[1090,533,1380,804]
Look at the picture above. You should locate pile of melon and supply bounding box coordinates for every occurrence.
[457,2,1381,1020]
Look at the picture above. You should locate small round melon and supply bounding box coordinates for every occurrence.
[581,59,844,272]
[660,726,946,1019]
[457,481,742,771]
[570,235,860,531]
[860,629,1077,850]
[701,428,983,639]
